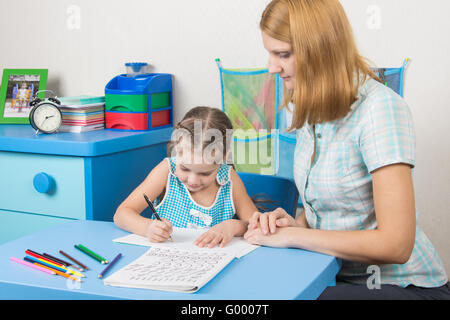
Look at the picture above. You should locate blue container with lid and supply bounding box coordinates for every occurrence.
[105,63,173,131]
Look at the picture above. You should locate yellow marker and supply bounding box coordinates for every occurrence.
[37,263,81,282]
[37,257,85,278]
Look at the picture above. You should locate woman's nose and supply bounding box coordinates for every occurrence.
[268,56,282,74]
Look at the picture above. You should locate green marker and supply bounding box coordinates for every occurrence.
[75,244,109,264]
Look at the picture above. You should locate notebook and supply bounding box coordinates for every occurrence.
[112,227,259,258]
[103,246,235,293]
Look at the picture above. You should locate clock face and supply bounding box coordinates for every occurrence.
[31,102,62,133]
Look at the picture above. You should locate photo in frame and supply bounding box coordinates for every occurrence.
[0,69,48,124]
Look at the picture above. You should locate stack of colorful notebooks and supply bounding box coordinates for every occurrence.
[58,96,105,132]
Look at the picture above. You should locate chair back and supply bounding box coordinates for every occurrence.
[237,172,300,217]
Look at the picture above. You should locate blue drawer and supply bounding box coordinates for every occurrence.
[0,152,86,220]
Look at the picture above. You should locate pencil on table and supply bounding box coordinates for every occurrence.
[98,253,122,279]
[75,244,109,264]
[19,257,80,282]
[30,261,81,282]
[26,249,65,267]
[24,256,85,278]
[59,250,89,271]
[44,252,84,272]
[42,253,73,268]
[10,257,56,275]
[24,249,84,276]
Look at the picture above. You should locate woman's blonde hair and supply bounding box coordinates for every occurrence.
[260,0,379,129]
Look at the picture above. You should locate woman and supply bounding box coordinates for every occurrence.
[244,0,449,299]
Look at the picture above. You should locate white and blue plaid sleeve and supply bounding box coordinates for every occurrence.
[359,91,416,173]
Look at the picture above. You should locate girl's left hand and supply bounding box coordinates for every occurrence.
[194,220,242,248]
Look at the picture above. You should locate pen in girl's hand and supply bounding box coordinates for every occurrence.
[143,193,173,242]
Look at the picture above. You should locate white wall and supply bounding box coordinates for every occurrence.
[1,0,449,276]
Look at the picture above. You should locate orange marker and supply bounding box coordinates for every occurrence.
[33,262,81,282]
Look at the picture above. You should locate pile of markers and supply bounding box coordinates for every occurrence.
[10,244,122,282]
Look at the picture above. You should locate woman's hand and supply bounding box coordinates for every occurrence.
[248,208,298,235]
[194,220,244,248]
[145,218,173,243]
[244,226,294,248]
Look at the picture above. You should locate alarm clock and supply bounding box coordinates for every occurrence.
[29,91,63,134]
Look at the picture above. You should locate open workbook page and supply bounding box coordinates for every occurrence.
[103,246,235,293]
[112,227,259,258]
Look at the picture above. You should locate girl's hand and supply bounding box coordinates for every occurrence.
[248,208,298,235]
[194,220,242,248]
[145,218,173,243]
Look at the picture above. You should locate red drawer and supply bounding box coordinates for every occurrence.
[151,110,171,128]
[105,112,148,130]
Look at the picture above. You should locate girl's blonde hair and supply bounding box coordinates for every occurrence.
[169,106,233,164]
[260,0,379,129]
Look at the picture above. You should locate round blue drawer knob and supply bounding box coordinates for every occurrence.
[33,172,55,194]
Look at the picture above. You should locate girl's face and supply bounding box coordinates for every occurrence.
[262,32,297,90]
[175,157,220,193]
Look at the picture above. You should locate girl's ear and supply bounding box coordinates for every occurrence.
[224,129,234,165]
[225,147,233,165]
[167,142,179,158]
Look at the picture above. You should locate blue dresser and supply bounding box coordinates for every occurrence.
[0,125,172,244]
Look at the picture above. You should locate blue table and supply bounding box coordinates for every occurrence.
[0,220,341,300]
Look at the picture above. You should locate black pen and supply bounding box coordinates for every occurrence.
[143,193,173,242]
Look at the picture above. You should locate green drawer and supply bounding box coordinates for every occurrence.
[105,94,148,112]
[105,93,170,112]
[0,209,72,245]
[151,92,170,109]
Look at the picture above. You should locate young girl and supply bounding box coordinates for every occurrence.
[17,82,29,111]
[114,106,258,248]
[244,0,450,299]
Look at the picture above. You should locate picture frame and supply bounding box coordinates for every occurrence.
[0,69,48,124]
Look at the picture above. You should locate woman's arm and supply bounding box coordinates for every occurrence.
[245,163,416,265]
[296,209,309,228]
[113,159,169,237]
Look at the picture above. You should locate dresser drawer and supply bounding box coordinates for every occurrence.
[0,209,71,245]
[0,152,86,219]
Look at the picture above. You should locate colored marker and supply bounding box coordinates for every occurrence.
[75,244,108,264]
[59,250,88,271]
[10,257,55,275]
[30,261,81,283]
[26,249,65,267]
[24,255,85,278]
[98,253,122,279]
[42,253,73,267]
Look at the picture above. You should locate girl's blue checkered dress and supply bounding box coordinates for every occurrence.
[153,157,235,228]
